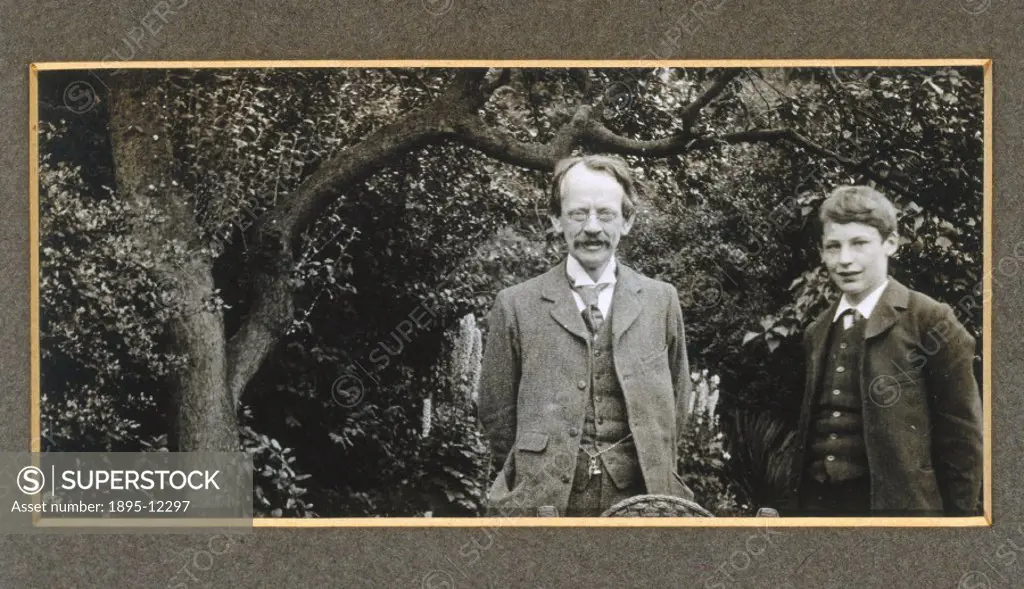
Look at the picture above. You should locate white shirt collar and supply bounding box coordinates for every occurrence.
[833,279,890,323]
[566,255,617,287]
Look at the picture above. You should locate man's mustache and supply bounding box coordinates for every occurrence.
[574,239,609,247]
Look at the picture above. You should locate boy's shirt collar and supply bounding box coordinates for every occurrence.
[833,279,890,323]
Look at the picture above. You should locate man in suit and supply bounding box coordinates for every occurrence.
[788,185,983,516]
[477,154,696,517]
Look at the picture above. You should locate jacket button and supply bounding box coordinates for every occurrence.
[569,428,579,436]
[561,474,571,484]
[597,417,604,425]
[829,433,838,440]
[840,343,848,349]
[832,411,841,418]
[836,366,846,373]
[577,380,587,390]
[832,389,841,396]
[826,455,836,462]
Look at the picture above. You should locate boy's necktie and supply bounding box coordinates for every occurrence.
[841,308,865,330]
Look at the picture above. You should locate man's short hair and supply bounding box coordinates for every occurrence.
[549,155,639,219]
[818,185,898,239]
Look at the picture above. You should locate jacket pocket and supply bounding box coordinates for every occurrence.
[514,432,550,491]
[601,443,642,491]
[885,365,924,386]
[517,432,550,452]
[637,345,673,394]
[637,344,669,368]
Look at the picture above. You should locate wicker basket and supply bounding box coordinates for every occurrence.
[600,494,715,517]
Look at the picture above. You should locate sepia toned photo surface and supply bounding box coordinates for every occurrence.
[31,61,991,525]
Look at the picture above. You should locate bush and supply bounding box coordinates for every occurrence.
[240,406,316,518]
[411,402,491,516]
[678,370,752,516]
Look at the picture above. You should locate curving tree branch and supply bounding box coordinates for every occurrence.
[225,69,505,404]
[448,114,558,170]
[680,68,743,128]
[225,67,902,406]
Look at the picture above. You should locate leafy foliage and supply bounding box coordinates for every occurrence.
[413,403,491,516]
[241,406,315,517]
[38,66,984,516]
[38,123,182,453]
[678,370,749,516]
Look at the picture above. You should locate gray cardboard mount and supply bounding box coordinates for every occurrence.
[1,1,1022,587]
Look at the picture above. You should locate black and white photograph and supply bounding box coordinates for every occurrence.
[33,63,990,521]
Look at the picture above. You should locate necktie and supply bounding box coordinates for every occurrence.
[841,308,865,330]
[574,283,608,333]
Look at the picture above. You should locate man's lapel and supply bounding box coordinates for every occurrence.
[611,264,643,339]
[541,260,589,341]
[862,279,909,340]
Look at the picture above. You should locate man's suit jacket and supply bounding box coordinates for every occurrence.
[477,260,695,515]
[788,279,983,515]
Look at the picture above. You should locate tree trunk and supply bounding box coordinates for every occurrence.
[108,73,238,451]
[163,262,237,451]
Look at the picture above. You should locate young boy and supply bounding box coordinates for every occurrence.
[787,185,983,516]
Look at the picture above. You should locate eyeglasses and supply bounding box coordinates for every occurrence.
[565,209,620,223]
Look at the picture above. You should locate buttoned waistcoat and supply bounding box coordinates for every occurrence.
[477,260,695,515]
